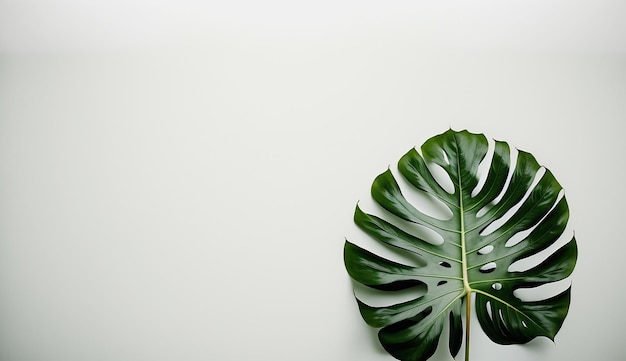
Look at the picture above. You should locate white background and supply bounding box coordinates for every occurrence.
[1,1,625,360]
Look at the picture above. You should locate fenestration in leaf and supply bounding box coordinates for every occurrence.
[344,129,577,361]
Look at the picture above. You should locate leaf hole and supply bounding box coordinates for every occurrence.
[474,146,517,219]
[391,220,445,246]
[513,278,572,302]
[484,146,518,206]
[508,226,573,272]
[477,245,494,255]
[348,224,428,268]
[426,162,455,195]
[504,230,530,248]
[437,280,447,286]
[498,309,506,324]
[522,320,528,328]
[391,167,453,221]
[385,306,433,332]
[438,261,452,268]
[361,196,445,246]
[416,226,445,246]
[491,282,502,291]
[505,189,565,248]
[485,301,492,320]
[479,262,496,273]
[352,281,427,307]
[476,203,493,218]
[441,149,450,165]
[480,167,546,236]
[471,137,495,197]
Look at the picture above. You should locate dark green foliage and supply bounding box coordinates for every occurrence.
[344,129,577,361]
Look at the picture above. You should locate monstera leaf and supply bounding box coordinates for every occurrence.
[344,129,577,361]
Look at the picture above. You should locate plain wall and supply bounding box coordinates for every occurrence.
[1,2,625,360]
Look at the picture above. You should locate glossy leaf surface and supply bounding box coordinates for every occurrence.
[344,129,577,361]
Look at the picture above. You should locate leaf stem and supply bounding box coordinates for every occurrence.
[465,293,471,361]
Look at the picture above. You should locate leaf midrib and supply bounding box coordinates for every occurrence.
[456,137,471,296]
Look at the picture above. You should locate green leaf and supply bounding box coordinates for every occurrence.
[344,129,577,361]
